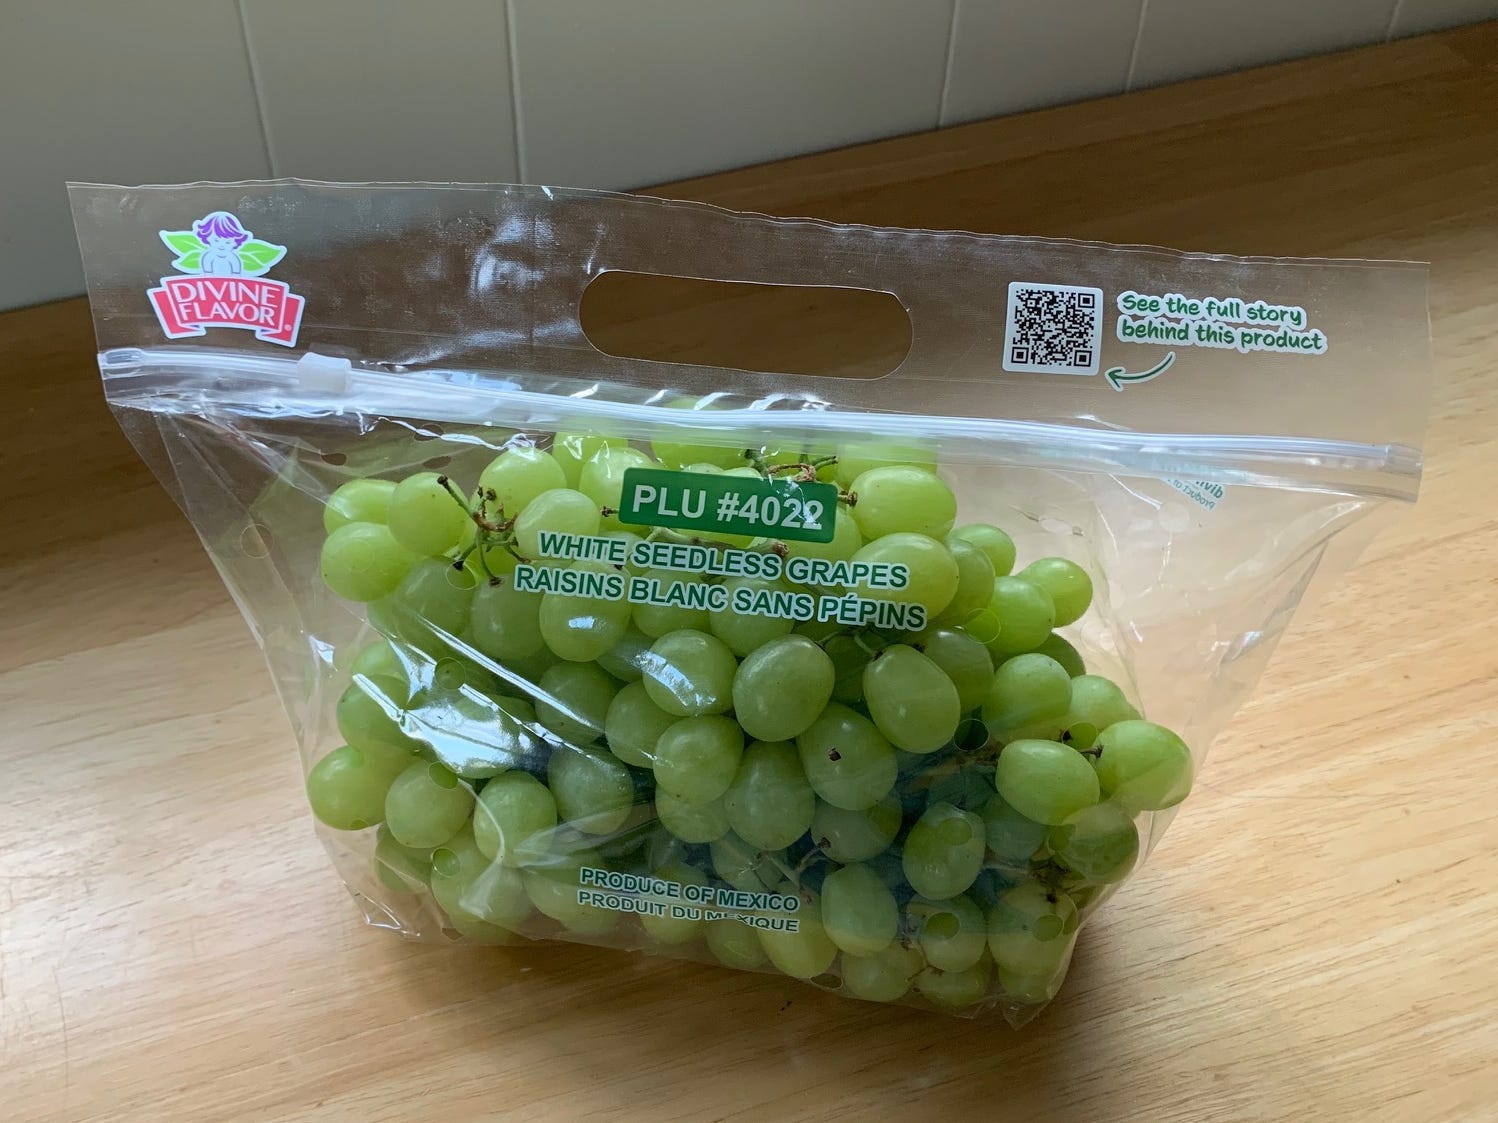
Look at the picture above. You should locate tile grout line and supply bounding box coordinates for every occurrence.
[505,0,528,183]
[235,0,278,178]
[1124,0,1151,92]
[935,0,961,128]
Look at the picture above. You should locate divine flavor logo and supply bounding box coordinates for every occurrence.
[147,211,305,347]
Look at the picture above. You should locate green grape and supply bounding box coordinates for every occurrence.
[821,863,898,956]
[651,401,747,469]
[470,579,545,662]
[781,508,863,568]
[472,771,557,866]
[336,673,420,755]
[1018,557,1094,627]
[579,445,654,531]
[521,849,619,937]
[758,893,837,979]
[389,556,476,641]
[708,576,797,655]
[851,533,960,620]
[538,563,632,662]
[983,654,1072,738]
[430,825,532,930]
[902,802,984,899]
[478,444,566,516]
[535,662,618,745]
[306,744,405,830]
[732,635,835,742]
[997,963,1066,1005]
[821,633,872,704]
[350,637,407,681]
[710,834,785,892]
[907,627,992,714]
[374,823,432,894]
[723,740,815,850]
[641,629,737,716]
[934,537,997,626]
[514,488,602,559]
[553,431,627,488]
[652,716,744,804]
[987,882,1077,976]
[1091,720,1193,811]
[810,794,900,862]
[994,739,1099,825]
[401,681,537,780]
[707,919,769,970]
[388,472,469,557]
[982,793,1049,866]
[324,477,396,532]
[986,576,1056,658]
[850,466,957,541]
[602,680,675,767]
[949,523,1016,577]
[631,569,711,637]
[1034,632,1086,677]
[655,789,730,844]
[1049,800,1139,884]
[640,863,708,945]
[917,957,993,1009]
[548,744,635,835]
[863,644,961,753]
[490,642,558,688]
[596,625,652,681]
[908,895,987,973]
[834,439,937,488]
[843,942,925,1003]
[1060,675,1139,749]
[321,521,416,602]
[384,761,475,848]
[796,703,897,811]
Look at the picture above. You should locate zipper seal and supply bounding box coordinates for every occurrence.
[98,347,1422,498]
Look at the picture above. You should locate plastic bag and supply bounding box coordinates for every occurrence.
[70,180,1431,1023]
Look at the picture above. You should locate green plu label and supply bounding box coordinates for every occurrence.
[618,468,837,544]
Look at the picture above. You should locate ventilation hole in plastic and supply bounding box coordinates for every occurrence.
[412,422,446,442]
[239,523,273,558]
[321,451,348,466]
[423,455,452,470]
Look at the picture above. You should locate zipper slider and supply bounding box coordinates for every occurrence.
[296,352,351,394]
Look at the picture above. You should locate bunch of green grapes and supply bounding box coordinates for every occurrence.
[309,423,1194,1014]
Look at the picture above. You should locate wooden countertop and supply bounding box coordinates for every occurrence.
[6,23,1498,1122]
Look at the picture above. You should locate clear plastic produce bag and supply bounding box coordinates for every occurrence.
[70,181,1431,1023]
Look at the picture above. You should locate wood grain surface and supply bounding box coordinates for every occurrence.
[6,23,1498,1123]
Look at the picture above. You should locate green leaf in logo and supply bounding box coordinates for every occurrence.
[160,229,207,271]
[237,239,286,276]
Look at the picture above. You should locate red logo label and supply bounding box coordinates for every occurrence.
[148,275,304,346]
[149,211,304,347]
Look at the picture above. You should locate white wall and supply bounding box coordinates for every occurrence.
[2,0,1495,310]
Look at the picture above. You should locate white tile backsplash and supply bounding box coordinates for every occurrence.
[241,0,518,182]
[508,0,955,189]
[1392,0,1498,35]
[942,0,1145,125]
[5,0,1498,310]
[1130,0,1399,88]
[0,1,269,310]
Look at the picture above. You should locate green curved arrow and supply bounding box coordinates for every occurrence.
[1105,351,1176,391]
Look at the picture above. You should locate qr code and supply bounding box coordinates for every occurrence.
[1002,282,1105,376]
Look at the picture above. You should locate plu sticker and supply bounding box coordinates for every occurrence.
[148,211,305,347]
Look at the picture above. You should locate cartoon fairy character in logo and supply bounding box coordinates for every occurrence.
[159,211,287,278]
